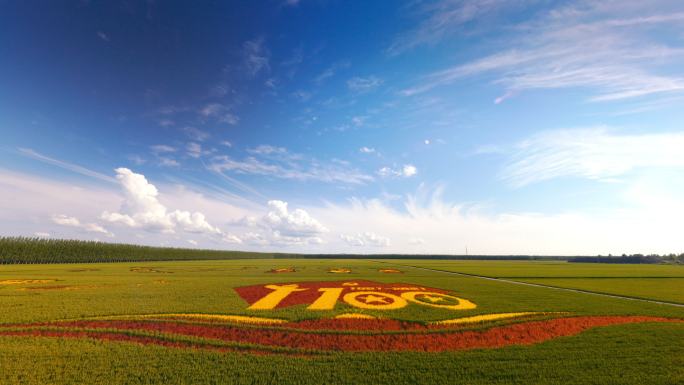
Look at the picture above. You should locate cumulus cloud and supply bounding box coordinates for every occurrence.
[5,166,684,255]
[340,232,391,247]
[51,214,113,237]
[378,164,418,178]
[359,147,376,154]
[239,200,327,246]
[101,168,221,235]
[263,200,328,237]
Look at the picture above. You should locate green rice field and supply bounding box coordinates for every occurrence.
[0,259,682,384]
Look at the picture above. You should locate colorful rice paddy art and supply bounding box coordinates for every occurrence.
[0,315,679,355]
[379,269,403,274]
[1,279,680,357]
[268,267,296,273]
[233,280,476,311]
[328,268,352,274]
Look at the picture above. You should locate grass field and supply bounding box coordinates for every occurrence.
[1,259,682,384]
[391,260,684,304]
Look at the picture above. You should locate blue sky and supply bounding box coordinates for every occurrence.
[1,0,684,254]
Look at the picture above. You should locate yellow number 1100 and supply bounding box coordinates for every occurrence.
[247,284,476,311]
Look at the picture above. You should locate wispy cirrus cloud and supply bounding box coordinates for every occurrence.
[17,148,117,183]
[500,127,684,187]
[401,1,684,103]
[96,31,110,42]
[208,146,373,185]
[199,103,239,125]
[243,37,270,77]
[347,76,383,92]
[313,61,350,84]
[388,0,517,55]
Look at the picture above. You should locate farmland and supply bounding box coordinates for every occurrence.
[393,260,684,304]
[0,258,682,384]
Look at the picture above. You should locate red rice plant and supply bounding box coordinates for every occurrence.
[2,316,678,354]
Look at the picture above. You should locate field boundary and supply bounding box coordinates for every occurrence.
[374,261,684,308]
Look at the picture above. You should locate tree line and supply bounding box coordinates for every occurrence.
[1,236,682,264]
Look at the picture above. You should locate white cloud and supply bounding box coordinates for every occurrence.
[150,145,176,154]
[187,239,198,246]
[209,147,373,185]
[263,200,328,237]
[4,167,684,255]
[186,142,203,158]
[247,145,288,156]
[387,0,515,55]
[359,147,376,154]
[127,155,146,165]
[18,148,117,184]
[34,232,51,238]
[347,76,382,92]
[308,184,684,255]
[313,61,350,84]
[501,127,684,187]
[101,168,221,235]
[149,145,181,167]
[340,232,390,247]
[51,214,113,237]
[157,157,180,167]
[182,127,210,142]
[97,31,109,42]
[351,116,366,127]
[239,200,327,246]
[401,1,684,103]
[199,104,239,125]
[378,164,418,178]
[222,234,243,244]
[403,164,418,177]
[243,38,270,76]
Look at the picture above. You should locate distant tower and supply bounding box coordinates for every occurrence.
[465,245,468,256]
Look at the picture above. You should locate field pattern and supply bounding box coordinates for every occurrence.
[1,259,683,384]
